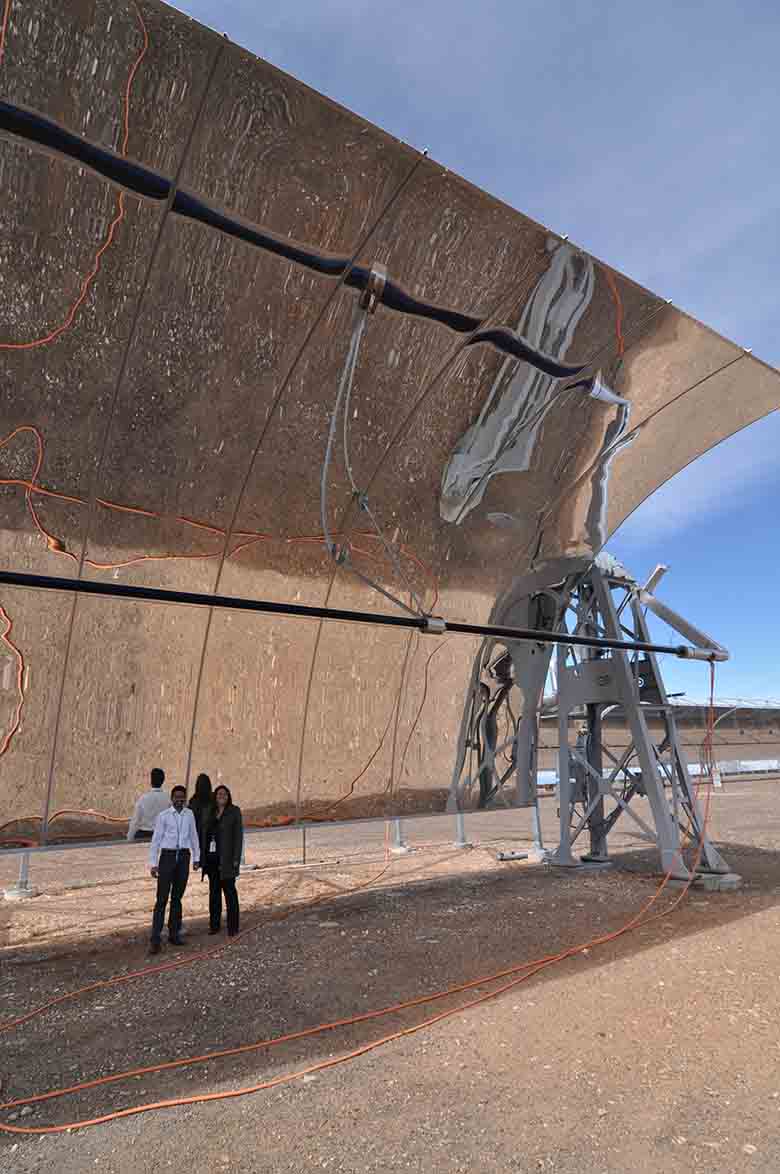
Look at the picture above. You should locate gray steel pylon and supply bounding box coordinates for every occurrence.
[550,560,730,879]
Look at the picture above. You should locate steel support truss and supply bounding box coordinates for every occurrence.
[448,554,732,881]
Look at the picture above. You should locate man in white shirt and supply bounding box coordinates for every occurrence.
[148,785,200,954]
[127,767,169,841]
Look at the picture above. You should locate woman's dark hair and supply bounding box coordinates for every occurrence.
[192,773,212,805]
[213,784,233,807]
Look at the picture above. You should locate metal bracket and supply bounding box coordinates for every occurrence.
[497,848,547,864]
[677,646,728,662]
[422,615,446,634]
[359,262,387,314]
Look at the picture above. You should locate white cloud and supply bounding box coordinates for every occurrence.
[613,410,780,547]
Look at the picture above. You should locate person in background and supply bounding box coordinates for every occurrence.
[127,767,169,842]
[202,785,243,937]
[188,773,213,842]
[148,785,200,954]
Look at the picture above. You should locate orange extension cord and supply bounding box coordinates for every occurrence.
[0,859,706,1132]
[0,2,721,1138]
[0,667,719,1135]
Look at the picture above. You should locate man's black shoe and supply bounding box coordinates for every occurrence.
[149,941,161,955]
[208,927,220,935]
[169,936,185,946]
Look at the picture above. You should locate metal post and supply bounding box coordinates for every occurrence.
[389,817,409,854]
[3,851,37,900]
[554,643,578,866]
[453,810,470,849]
[239,833,258,872]
[627,589,730,877]
[301,825,307,865]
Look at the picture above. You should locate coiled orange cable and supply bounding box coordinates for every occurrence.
[0,638,719,1133]
[0,3,722,1136]
[0,721,717,1135]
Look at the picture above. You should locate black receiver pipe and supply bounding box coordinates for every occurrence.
[0,100,585,377]
[0,569,724,660]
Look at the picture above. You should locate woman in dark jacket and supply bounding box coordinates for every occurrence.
[202,784,243,936]
[188,773,213,840]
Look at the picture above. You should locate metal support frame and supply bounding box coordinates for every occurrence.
[239,837,258,873]
[0,553,732,871]
[450,552,734,882]
[447,596,558,859]
[551,559,731,879]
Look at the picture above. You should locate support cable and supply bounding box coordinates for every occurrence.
[339,295,426,616]
[321,284,426,618]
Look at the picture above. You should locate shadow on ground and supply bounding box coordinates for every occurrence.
[1,836,778,1139]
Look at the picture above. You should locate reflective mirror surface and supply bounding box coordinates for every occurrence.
[1,0,778,846]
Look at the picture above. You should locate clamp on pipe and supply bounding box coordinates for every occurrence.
[676,646,729,662]
[422,615,447,634]
[359,262,387,314]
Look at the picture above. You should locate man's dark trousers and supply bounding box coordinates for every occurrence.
[151,848,190,943]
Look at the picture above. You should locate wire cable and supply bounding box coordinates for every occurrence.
[320,303,420,617]
[342,354,425,615]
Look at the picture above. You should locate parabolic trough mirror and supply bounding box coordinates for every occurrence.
[0,0,778,851]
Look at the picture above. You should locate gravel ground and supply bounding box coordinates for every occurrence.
[2,787,780,1172]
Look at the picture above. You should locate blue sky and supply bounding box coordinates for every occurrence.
[174,0,779,699]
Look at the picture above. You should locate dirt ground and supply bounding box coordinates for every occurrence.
[2,786,780,1172]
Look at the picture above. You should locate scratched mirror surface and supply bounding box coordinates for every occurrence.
[1,0,778,847]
